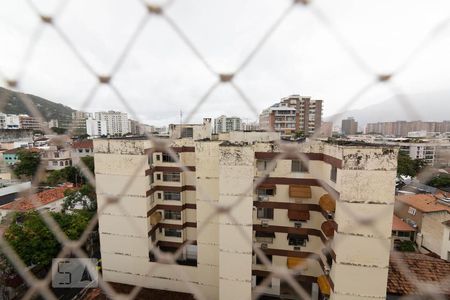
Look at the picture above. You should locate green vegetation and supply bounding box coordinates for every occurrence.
[3,210,93,268]
[427,174,450,188]
[396,240,416,252]
[50,127,67,135]
[45,156,95,186]
[0,87,74,122]
[13,150,41,179]
[63,185,97,212]
[397,152,426,177]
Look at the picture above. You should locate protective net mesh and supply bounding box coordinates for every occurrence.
[0,0,449,299]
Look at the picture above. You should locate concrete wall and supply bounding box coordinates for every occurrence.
[421,211,450,255]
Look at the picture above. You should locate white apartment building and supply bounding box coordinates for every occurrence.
[86,118,107,137]
[94,135,397,300]
[0,113,20,129]
[94,111,130,136]
[214,115,242,133]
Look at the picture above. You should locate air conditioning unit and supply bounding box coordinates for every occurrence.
[294,222,302,228]
[261,243,268,249]
[327,212,334,220]
[261,220,269,227]
[294,246,301,251]
[258,195,269,201]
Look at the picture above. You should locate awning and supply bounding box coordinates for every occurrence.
[321,220,338,238]
[289,185,312,198]
[149,212,162,225]
[287,257,307,269]
[256,183,277,192]
[319,194,336,212]
[288,210,310,221]
[255,231,275,238]
[317,275,331,296]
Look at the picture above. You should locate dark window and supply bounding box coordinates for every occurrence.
[156,173,161,181]
[257,188,274,196]
[163,173,180,182]
[162,153,177,163]
[255,276,271,287]
[157,193,162,199]
[164,191,181,201]
[156,154,161,161]
[165,228,182,238]
[330,166,337,183]
[257,208,274,219]
[288,234,308,246]
[181,127,194,138]
[164,210,181,220]
[291,160,309,172]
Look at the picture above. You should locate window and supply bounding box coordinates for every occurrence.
[257,188,274,196]
[78,149,83,153]
[164,191,181,201]
[156,173,161,181]
[162,153,177,163]
[52,161,58,166]
[156,154,161,161]
[165,228,182,238]
[164,210,181,220]
[288,234,308,246]
[255,231,275,243]
[163,173,181,182]
[291,160,309,173]
[330,166,337,183]
[256,160,273,171]
[157,193,162,200]
[181,127,194,138]
[59,161,64,166]
[408,207,417,216]
[257,208,274,219]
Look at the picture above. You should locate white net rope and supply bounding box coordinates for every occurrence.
[0,0,449,299]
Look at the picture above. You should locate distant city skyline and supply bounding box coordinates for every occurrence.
[1,0,450,126]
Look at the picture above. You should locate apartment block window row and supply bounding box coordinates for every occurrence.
[164,210,181,220]
[163,172,181,182]
[164,228,182,238]
[164,191,181,201]
[255,231,275,244]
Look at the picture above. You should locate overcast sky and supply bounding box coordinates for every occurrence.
[1,0,450,126]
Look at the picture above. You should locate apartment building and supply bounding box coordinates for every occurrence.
[366,120,450,137]
[168,118,212,139]
[18,114,44,131]
[71,111,93,135]
[341,118,358,135]
[41,146,72,170]
[94,134,397,300]
[0,113,20,129]
[259,95,323,137]
[379,140,450,167]
[94,111,130,136]
[214,115,242,133]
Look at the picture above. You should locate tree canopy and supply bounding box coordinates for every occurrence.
[13,150,41,179]
[397,152,426,177]
[3,211,92,268]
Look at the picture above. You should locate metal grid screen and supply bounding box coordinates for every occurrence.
[0,0,449,299]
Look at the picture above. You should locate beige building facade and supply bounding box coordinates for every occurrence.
[94,136,397,299]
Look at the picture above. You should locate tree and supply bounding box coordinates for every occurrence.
[397,152,426,177]
[50,127,67,135]
[427,174,450,188]
[63,185,97,212]
[3,211,92,268]
[14,150,41,179]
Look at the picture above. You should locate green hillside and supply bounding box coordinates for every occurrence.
[0,87,75,122]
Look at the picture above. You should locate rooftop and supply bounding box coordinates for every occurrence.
[0,184,72,212]
[72,139,93,149]
[388,252,450,295]
[392,215,415,232]
[396,194,450,214]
